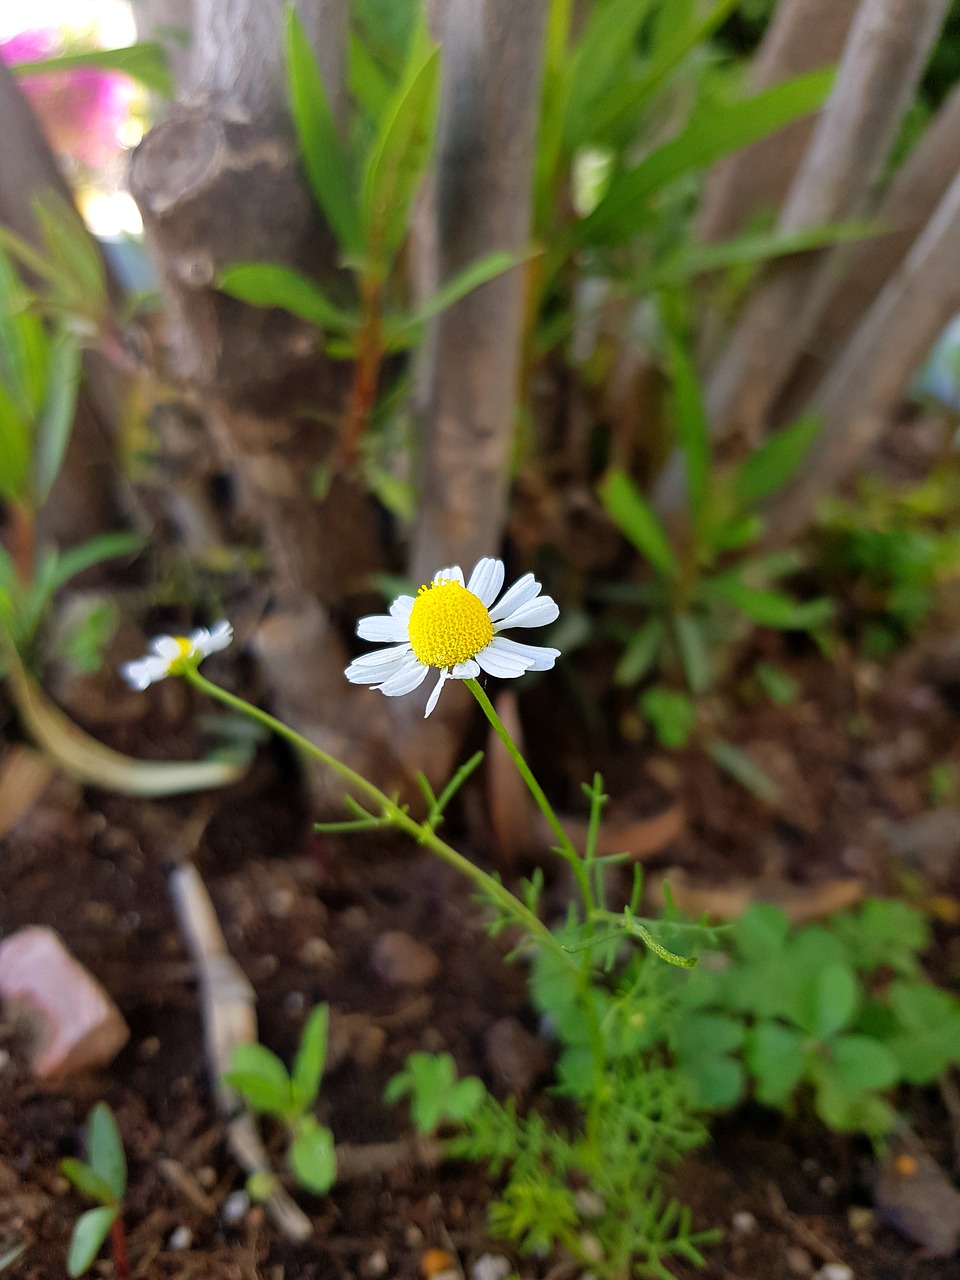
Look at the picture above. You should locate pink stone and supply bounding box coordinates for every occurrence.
[0,927,129,1079]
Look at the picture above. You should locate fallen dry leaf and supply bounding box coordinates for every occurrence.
[0,746,55,839]
[649,867,864,923]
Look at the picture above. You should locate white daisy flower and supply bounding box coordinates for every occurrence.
[345,559,560,718]
[120,621,233,691]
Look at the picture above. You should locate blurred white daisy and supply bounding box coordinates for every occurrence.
[120,621,233,691]
[345,559,560,717]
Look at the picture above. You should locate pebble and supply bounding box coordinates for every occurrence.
[267,888,296,919]
[362,1249,389,1278]
[168,1226,193,1250]
[470,1255,510,1280]
[370,931,441,987]
[222,1190,250,1224]
[814,1266,853,1280]
[574,1190,605,1220]
[731,1210,757,1235]
[785,1247,813,1275]
[298,936,334,968]
[0,926,129,1078]
[483,1017,550,1095]
[283,991,306,1017]
[819,1175,839,1197]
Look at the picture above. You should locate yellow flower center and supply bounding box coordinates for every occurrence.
[407,579,494,669]
[173,637,193,660]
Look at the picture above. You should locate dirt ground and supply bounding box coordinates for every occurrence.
[4,612,960,1280]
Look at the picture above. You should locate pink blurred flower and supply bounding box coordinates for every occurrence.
[2,27,134,169]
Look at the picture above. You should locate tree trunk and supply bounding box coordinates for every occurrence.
[773,169,960,541]
[697,0,859,245]
[771,81,960,425]
[705,0,949,449]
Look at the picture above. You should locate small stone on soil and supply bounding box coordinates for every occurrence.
[221,1190,249,1224]
[362,1248,389,1278]
[298,936,334,967]
[371,931,441,987]
[0,926,129,1078]
[470,1255,510,1280]
[168,1226,193,1250]
[731,1210,757,1235]
[785,1247,812,1276]
[814,1265,853,1280]
[483,1017,550,1094]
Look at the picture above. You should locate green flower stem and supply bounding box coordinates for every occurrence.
[183,668,575,974]
[464,678,596,913]
[464,678,607,1157]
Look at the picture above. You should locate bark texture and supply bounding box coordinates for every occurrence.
[705,0,949,448]
[409,0,548,584]
[774,170,960,541]
[697,0,859,244]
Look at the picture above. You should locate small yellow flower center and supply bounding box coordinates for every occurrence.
[407,579,494,669]
[173,637,193,660]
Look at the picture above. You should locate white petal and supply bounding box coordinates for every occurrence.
[378,662,429,696]
[488,573,540,623]
[201,620,233,654]
[151,635,181,659]
[344,645,412,684]
[494,596,559,631]
[424,670,449,717]
[357,614,409,643]
[432,565,465,586]
[466,558,505,608]
[487,636,560,672]
[476,643,535,679]
[451,659,481,679]
[120,655,170,690]
[390,595,415,620]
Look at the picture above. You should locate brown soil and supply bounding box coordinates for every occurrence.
[4,626,960,1280]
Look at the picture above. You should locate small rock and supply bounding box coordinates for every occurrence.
[267,888,295,919]
[574,1190,605,1220]
[326,1011,387,1072]
[819,1175,839,1196]
[483,1017,550,1094]
[814,1266,853,1280]
[0,927,129,1079]
[874,1146,960,1254]
[786,1247,813,1276]
[298,936,334,968]
[370,931,440,987]
[284,991,305,1017]
[222,1190,250,1224]
[578,1234,603,1265]
[168,1226,193,1251]
[362,1249,389,1278]
[731,1210,757,1235]
[471,1254,510,1280]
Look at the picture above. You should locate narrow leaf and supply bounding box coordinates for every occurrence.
[386,251,524,346]
[674,613,710,694]
[706,738,780,805]
[88,1103,126,1201]
[218,263,357,334]
[286,8,363,255]
[614,617,664,686]
[49,533,144,592]
[664,331,710,532]
[33,331,81,504]
[59,1159,116,1206]
[14,44,174,96]
[583,68,834,243]
[734,413,822,507]
[0,382,31,503]
[598,469,678,579]
[223,1043,294,1116]
[361,36,440,266]
[67,1206,118,1278]
[292,1004,329,1109]
[708,576,833,630]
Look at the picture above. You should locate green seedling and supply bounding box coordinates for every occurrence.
[384,1052,486,1136]
[60,1103,129,1279]
[224,1004,336,1195]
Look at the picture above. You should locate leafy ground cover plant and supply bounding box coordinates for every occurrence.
[224,1004,336,1196]
[669,899,960,1141]
[816,470,960,657]
[59,1103,129,1279]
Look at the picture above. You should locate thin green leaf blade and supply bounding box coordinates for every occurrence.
[706,738,780,805]
[734,413,822,507]
[0,382,31,503]
[14,44,174,96]
[217,263,357,333]
[67,1206,118,1278]
[361,36,440,266]
[292,1004,329,1110]
[33,331,80,504]
[49,533,144,593]
[599,469,678,579]
[288,1115,336,1194]
[87,1103,126,1201]
[59,1159,116,1206]
[583,67,835,244]
[285,7,363,256]
[664,330,710,532]
[389,251,524,342]
[223,1043,294,1116]
[614,617,664,686]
